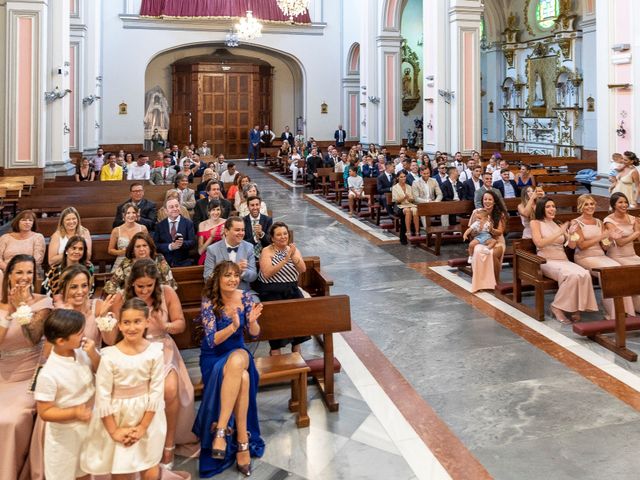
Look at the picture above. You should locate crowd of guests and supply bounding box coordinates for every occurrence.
[0,157,313,479]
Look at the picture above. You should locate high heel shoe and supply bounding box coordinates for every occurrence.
[210,424,232,460]
[160,445,175,470]
[236,439,251,477]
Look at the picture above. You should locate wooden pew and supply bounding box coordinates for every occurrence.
[414,201,473,255]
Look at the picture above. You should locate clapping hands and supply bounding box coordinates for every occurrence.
[248,303,263,325]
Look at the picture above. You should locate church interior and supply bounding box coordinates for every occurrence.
[3,0,640,479]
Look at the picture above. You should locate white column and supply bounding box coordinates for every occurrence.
[81,0,102,153]
[376,34,402,145]
[448,0,483,155]
[2,1,48,170]
[482,46,504,145]
[45,0,74,177]
[358,0,379,144]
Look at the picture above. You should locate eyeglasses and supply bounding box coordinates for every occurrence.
[131,189,144,193]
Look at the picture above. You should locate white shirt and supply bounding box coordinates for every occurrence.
[394,162,404,174]
[93,155,105,171]
[221,171,238,183]
[347,175,364,191]
[224,240,239,263]
[492,169,515,183]
[127,163,151,180]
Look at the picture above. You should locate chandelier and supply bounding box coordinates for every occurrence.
[225,30,239,47]
[276,0,310,22]
[235,11,262,40]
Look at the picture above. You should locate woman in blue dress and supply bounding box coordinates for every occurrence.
[193,261,264,477]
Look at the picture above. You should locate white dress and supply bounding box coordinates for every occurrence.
[34,349,95,480]
[81,342,166,475]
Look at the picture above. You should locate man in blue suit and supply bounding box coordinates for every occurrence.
[154,197,195,266]
[377,161,396,217]
[334,124,346,148]
[203,217,258,292]
[248,124,261,166]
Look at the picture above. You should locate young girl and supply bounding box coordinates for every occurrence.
[463,208,497,263]
[35,309,100,480]
[81,298,166,479]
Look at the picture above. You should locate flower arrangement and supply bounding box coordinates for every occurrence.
[95,313,117,332]
[11,304,33,326]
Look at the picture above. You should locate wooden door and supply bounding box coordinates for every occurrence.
[198,74,226,156]
[226,73,252,157]
[169,70,192,147]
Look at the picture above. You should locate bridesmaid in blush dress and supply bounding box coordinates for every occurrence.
[531,197,598,324]
[569,194,635,320]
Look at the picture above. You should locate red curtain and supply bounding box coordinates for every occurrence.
[140,0,311,24]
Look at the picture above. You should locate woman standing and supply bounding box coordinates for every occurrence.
[0,255,53,480]
[47,207,92,266]
[392,171,420,236]
[255,222,308,355]
[470,191,508,292]
[42,236,94,300]
[612,151,640,207]
[0,210,45,281]
[531,197,598,323]
[194,261,264,478]
[277,139,292,172]
[198,200,226,265]
[107,202,148,271]
[75,157,95,182]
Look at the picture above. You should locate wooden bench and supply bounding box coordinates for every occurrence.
[414,201,472,255]
[535,173,580,194]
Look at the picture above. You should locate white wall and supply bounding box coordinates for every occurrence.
[400,0,423,141]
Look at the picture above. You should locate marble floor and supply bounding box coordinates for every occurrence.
[238,162,640,480]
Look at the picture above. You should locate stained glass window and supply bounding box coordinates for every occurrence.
[536,0,559,29]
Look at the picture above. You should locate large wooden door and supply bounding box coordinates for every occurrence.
[226,74,252,157]
[198,74,226,156]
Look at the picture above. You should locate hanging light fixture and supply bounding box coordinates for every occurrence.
[225,29,239,47]
[276,0,310,22]
[235,11,262,40]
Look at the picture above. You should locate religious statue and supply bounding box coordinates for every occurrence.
[533,73,545,107]
[143,86,170,145]
[402,68,413,98]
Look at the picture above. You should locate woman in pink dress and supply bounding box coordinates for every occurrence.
[197,199,226,265]
[470,190,508,292]
[111,258,197,470]
[604,192,640,311]
[0,210,45,282]
[0,254,53,480]
[569,194,635,319]
[531,197,598,324]
[517,186,544,239]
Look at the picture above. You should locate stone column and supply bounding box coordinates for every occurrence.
[80,0,102,154]
[357,0,380,145]
[376,34,402,145]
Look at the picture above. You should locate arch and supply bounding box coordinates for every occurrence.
[483,0,507,44]
[347,43,360,75]
[382,0,407,31]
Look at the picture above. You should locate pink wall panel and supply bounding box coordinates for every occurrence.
[348,93,358,137]
[385,0,398,29]
[17,17,33,162]
[69,44,77,148]
[349,44,360,73]
[462,31,475,151]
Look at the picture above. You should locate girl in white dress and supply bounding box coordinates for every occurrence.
[81,298,166,479]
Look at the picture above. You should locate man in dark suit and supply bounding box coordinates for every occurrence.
[243,195,273,261]
[280,125,294,143]
[493,168,521,200]
[169,144,181,163]
[305,148,324,190]
[377,162,396,216]
[248,124,261,166]
[334,124,346,148]
[434,162,448,186]
[113,182,157,231]
[154,197,196,266]
[193,180,232,231]
[462,166,483,201]
[441,167,465,226]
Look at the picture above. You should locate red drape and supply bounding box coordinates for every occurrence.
[140,0,312,24]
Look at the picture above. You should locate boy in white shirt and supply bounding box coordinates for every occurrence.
[347,166,369,216]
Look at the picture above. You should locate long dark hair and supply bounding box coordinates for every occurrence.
[59,264,91,303]
[610,192,629,210]
[125,232,157,260]
[534,196,554,220]
[202,261,241,318]
[124,258,163,311]
[61,236,88,269]
[2,254,36,303]
[481,190,507,228]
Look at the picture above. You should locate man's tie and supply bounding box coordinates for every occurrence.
[227,246,239,253]
[252,219,262,258]
[163,168,167,180]
[170,221,177,240]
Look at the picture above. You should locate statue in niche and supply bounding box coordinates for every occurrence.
[533,73,545,107]
[143,86,170,146]
[402,68,413,98]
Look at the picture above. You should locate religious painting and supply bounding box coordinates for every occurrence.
[321,102,328,114]
[144,86,170,150]
[119,102,127,115]
[587,96,595,112]
[401,39,421,116]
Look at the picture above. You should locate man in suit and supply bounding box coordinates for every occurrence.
[305,148,324,190]
[248,125,260,166]
[193,181,232,231]
[243,195,273,261]
[407,161,420,186]
[175,173,196,215]
[203,217,258,291]
[150,155,177,185]
[260,125,276,147]
[412,167,443,203]
[280,125,294,144]
[475,171,503,208]
[334,124,346,148]
[154,197,196,267]
[377,162,396,217]
[441,167,465,226]
[462,165,483,201]
[169,144,181,163]
[323,146,337,168]
[434,162,448,186]
[213,153,227,177]
[197,141,211,156]
[493,168,521,199]
[113,182,157,230]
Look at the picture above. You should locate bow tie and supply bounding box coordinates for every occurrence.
[227,246,239,253]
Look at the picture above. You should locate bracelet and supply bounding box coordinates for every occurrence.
[0,317,10,329]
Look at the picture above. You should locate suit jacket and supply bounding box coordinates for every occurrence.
[177,188,196,212]
[154,216,196,267]
[441,179,465,202]
[334,129,347,145]
[243,214,273,248]
[203,239,257,290]
[376,172,395,195]
[492,179,520,200]
[306,156,323,175]
[412,178,443,203]
[150,166,177,185]
[281,132,294,143]
[113,198,157,230]
[462,178,483,201]
[248,129,261,152]
[434,174,448,186]
[192,197,232,230]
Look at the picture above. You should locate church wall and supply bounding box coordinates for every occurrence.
[0,4,6,164]
[400,0,423,144]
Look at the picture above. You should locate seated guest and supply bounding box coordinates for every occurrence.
[212,153,227,177]
[203,217,257,288]
[107,202,148,271]
[531,197,598,323]
[462,166,483,201]
[149,155,177,185]
[197,200,226,266]
[347,166,369,216]
[48,207,92,266]
[153,151,165,168]
[92,147,105,172]
[362,155,379,178]
[434,162,448,185]
[255,222,309,355]
[305,147,324,189]
[516,164,536,188]
[157,189,191,221]
[194,181,233,230]
[412,166,443,203]
[113,182,157,231]
[277,140,292,169]
[196,168,216,198]
[407,161,420,185]
[289,146,304,183]
[518,186,544,239]
[154,197,196,267]
[377,162,396,217]
[470,191,507,293]
[493,168,520,199]
[126,153,151,180]
[175,173,196,214]
[42,236,94,300]
[474,171,503,209]
[75,157,95,182]
[392,171,420,237]
[334,152,347,173]
[0,255,53,480]
[459,158,476,183]
[237,183,268,218]
[104,231,176,295]
[441,167,464,202]
[569,194,636,320]
[99,153,123,181]
[243,196,273,260]
[231,175,251,208]
[178,160,195,183]
[191,153,208,178]
[221,162,239,184]
[0,210,45,281]
[198,141,211,156]
[491,159,514,183]
[194,261,264,478]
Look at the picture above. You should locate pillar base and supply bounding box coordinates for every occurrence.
[44,160,75,179]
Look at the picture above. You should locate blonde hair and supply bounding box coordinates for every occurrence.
[576,194,596,214]
[57,207,85,236]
